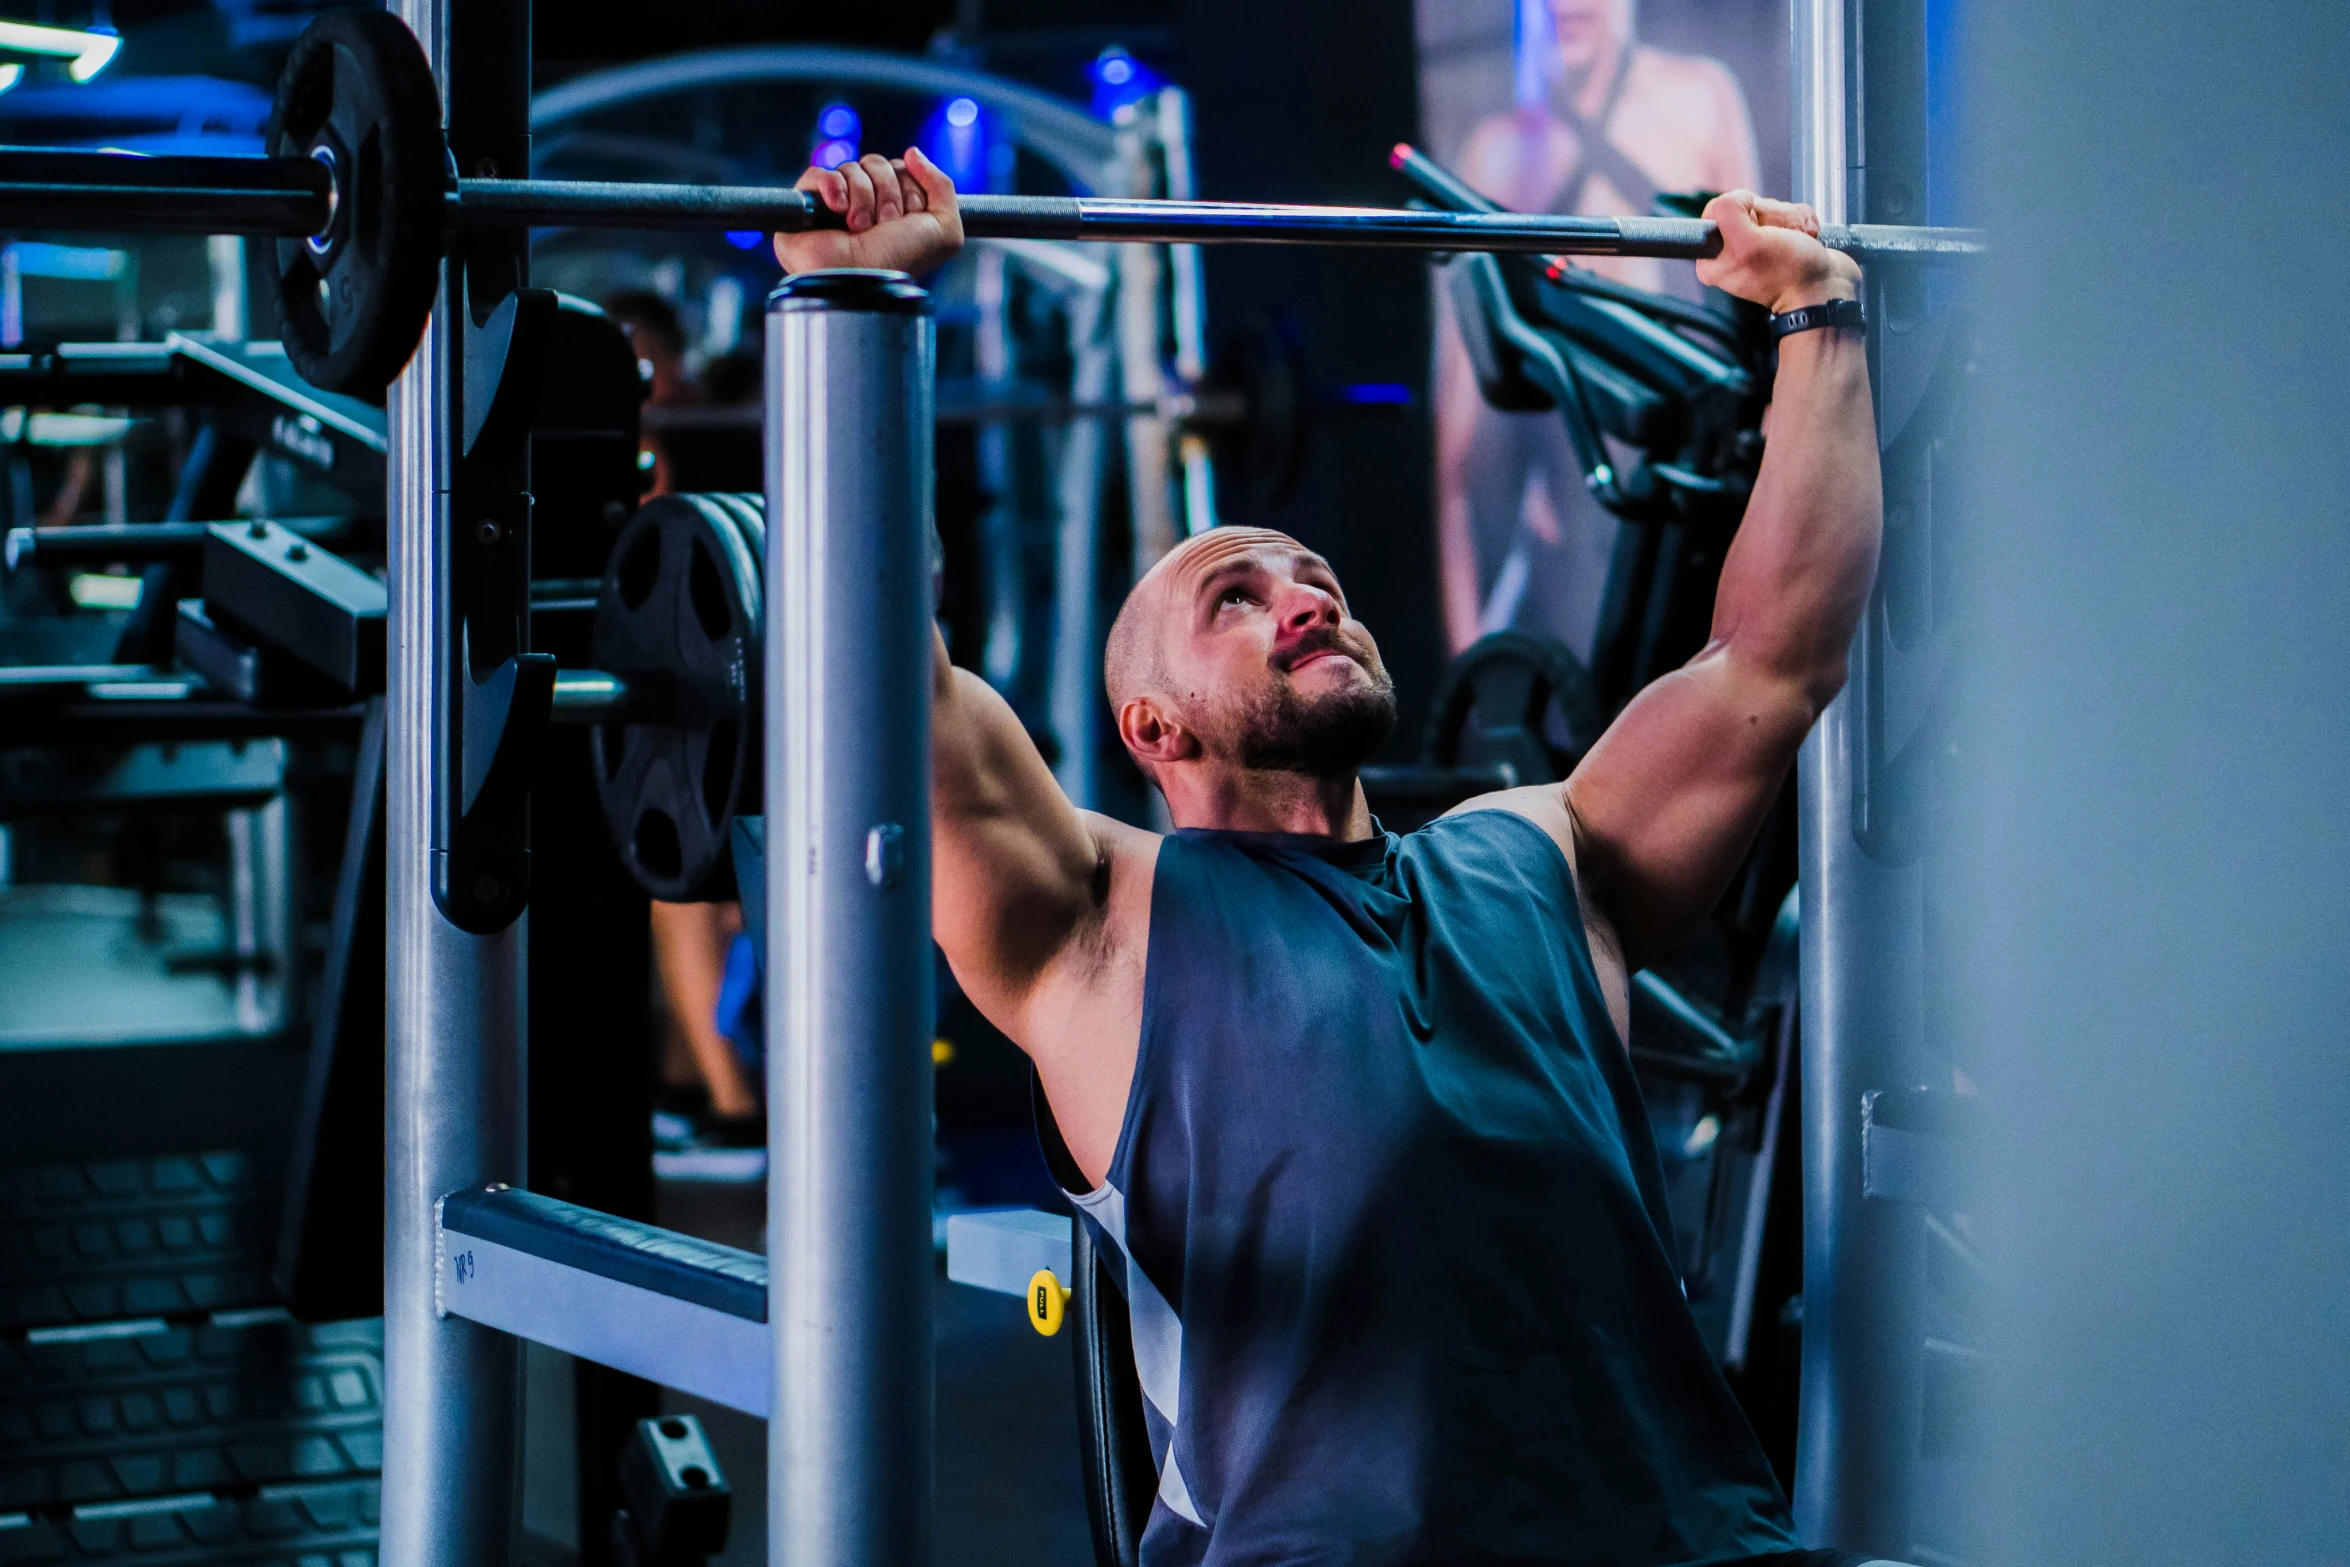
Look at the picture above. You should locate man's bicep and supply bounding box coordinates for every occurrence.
[1564,647,1812,959]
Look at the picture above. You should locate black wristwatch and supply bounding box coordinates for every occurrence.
[1767,296,1866,340]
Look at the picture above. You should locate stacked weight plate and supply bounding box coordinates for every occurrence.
[590,493,766,903]
[0,1152,384,1564]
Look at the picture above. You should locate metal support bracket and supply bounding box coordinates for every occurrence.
[436,1185,770,1416]
[1859,1087,1984,1210]
[943,1209,1075,1298]
[461,286,554,459]
[432,279,556,934]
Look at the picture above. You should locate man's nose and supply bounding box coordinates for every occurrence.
[1276,584,1341,634]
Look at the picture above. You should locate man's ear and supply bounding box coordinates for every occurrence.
[1118,695,1196,770]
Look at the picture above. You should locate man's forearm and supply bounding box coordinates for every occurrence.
[1710,316,1882,707]
[1561,197,1884,961]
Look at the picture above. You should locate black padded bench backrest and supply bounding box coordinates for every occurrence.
[1033,1071,1156,1567]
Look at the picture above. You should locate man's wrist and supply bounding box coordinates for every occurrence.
[1767,256,1863,317]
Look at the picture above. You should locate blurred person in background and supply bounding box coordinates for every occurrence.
[1433,0,1761,659]
[604,289,763,1147]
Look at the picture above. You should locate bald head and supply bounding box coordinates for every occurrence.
[1104,527,1313,712]
[1102,527,1395,794]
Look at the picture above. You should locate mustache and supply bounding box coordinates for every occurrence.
[1274,625,1378,675]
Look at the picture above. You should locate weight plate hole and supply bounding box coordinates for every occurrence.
[634,808,682,879]
[617,529,660,610]
[701,719,737,828]
[688,538,730,641]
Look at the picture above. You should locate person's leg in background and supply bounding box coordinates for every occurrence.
[649,899,760,1133]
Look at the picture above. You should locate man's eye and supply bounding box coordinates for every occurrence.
[1219,587,1253,608]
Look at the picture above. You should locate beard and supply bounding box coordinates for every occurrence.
[1223,630,1398,779]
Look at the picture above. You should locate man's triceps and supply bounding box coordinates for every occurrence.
[930,663,1105,1015]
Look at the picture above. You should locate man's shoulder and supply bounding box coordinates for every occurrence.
[1433,786,1632,1047]
[1438,783,1578,867]
[1081,809,1161,861]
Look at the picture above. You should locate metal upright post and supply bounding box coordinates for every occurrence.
[1048,283,1115,811]
[380,0,527,1562]
[764,269,937,1567]
[1789,0,1929,1555]
[1791,0,1848,235]
[1154,86,1221,540]
[1110,113,1176,572]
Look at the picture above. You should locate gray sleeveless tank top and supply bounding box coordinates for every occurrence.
[1063,810,1807,1566]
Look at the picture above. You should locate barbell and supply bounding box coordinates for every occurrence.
[0,10,1985,398]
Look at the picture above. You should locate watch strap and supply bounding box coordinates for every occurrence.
[1768,296,1866,339]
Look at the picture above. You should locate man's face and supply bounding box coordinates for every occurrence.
[1547,0,1632,74]
[1150,531,1396,778]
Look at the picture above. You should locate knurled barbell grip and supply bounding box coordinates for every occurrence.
[458,181,1101,242]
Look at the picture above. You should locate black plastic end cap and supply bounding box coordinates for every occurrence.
[768,268,930,315]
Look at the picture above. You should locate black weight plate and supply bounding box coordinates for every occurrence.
[1420,629,1604,787]
[1206,316,1308,505]
[698,488,769,876]
[704,490,767,569]
[267,10,445,398]
[591,494,764,902]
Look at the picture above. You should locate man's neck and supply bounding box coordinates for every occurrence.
[1165,766,1374,840]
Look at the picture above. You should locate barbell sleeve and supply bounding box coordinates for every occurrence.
[547,668,647,724]
[5,522,211,570]
[0,148,332,236]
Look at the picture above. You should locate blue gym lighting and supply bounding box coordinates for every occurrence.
[812,100,860,169]
[1089,46,1162,119]
[919,93,998,193]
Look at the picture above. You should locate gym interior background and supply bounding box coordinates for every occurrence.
[0,0,2342,1565]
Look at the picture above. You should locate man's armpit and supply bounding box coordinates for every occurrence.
[1046,813,1158,985]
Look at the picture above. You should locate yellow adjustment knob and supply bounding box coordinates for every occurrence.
[1027,1269,1070,1337]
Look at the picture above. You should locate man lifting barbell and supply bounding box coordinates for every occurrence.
[784,152,1891,1567]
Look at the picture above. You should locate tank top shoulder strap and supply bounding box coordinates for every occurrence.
[1549,44,1658,218]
